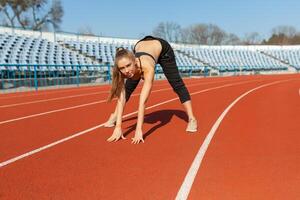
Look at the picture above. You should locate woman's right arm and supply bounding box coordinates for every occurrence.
[107,88,126,142]
[115,88,126,128]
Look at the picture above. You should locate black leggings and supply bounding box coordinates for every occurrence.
[125,36,191,104]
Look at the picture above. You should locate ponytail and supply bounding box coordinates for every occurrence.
[107,47,135,102]
[107,66,125,102]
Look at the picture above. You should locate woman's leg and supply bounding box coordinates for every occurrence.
[164,74,197,122]
[125,78,140,102]
[161,63,197,132]
[159,48,197,131]
[182,100,196,120]
[183,100,197,132]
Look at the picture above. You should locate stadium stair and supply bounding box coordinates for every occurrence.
[175,49,216,70]
[58,41,101,64]
[259,50,296,72]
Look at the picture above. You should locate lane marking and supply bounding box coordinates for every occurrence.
[0,79,233,108]
[0,85,106,100]
[0,91,103,108]
[175,78,295,200]
[0,80,247,125]
[0,79,258,168]
[0,77,179,100]
[0,100,104,125]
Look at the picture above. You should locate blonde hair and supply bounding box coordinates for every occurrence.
[107,47,135,102]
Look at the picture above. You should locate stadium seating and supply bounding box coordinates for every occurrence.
[0,33,96,72]
[260,48,300,69]
[1,28,300,74]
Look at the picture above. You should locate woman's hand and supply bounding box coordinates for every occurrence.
[131,129,144,144]
[107,126,126,142]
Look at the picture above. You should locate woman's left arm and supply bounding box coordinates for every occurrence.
[131,68,155,144]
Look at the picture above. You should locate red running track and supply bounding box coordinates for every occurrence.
[0,74,299,199]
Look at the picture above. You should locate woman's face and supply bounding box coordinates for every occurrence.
[117,56,138,78]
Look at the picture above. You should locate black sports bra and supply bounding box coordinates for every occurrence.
[134,52,156,63]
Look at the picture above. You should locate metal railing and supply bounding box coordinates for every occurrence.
[0,64,210,93]
[0,64,111,93]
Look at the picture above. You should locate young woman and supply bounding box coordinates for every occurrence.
[104,36,197,144]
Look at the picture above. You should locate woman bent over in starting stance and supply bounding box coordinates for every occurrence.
[104,36,197,144]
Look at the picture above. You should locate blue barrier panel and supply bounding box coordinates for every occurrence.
[0,63,214,93]
[0,64,110,93]
[107,63,111,83]
[33,65,38,91]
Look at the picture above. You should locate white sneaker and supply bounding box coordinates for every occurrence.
[186,118,197,133]
[103,114,117,127]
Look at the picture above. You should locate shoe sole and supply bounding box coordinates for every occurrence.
[186,129,197,132]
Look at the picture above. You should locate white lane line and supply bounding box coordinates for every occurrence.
[0,79,258,168]
[0,79,233,108]
[0,79,247,125]
[0,83,185,108]
[0,85,106,100]
[0,87,177,125]
[0,100,104,125]
[175,78,294,200]
[0,91,103,108]
[0,78,176,100]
